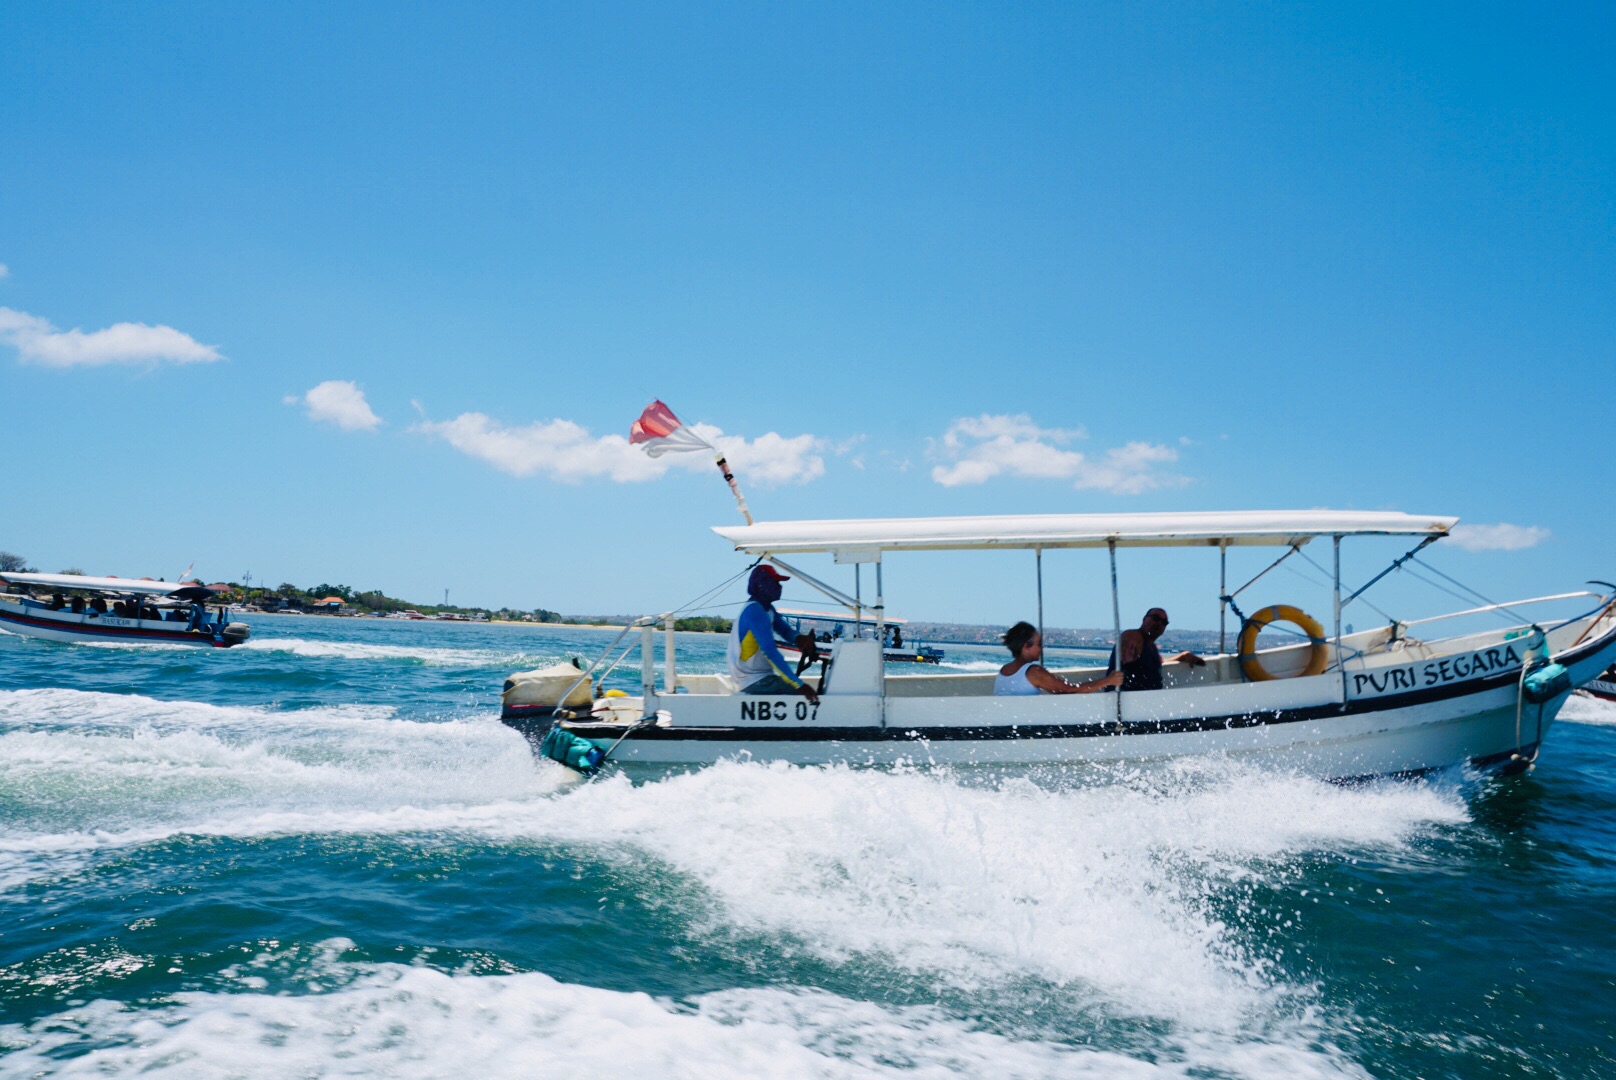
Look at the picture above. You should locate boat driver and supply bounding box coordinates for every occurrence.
[1107,608,1206,690]
[729,565,819,703]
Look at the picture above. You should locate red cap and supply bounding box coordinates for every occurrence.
[754,564,790,582]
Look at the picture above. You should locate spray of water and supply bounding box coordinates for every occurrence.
[0,687,1473,1077]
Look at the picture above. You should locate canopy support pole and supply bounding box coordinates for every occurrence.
[664,613,677,694]
[1109,539,1122,722]
[874,562,885,642]
[1333,535,1345,703]
[764,556,861,612]
[641,622,658,712]
[1036,549,1045,658]
[855,565,863,638]
[1224,542,1303,606]
[1218,541,1228,656]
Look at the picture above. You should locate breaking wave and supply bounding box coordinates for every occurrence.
[0,943,1366,1078]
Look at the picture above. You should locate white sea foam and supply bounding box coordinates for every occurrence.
[239,636,546,667]
[0,686,1469,1071]
[495,760,1464,1034]
[1561,692,1616,726]
[934,659,1002,672]
[0,688,552,890]
[0,946,1366,1078]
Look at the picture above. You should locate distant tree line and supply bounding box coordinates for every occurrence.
[672,615,732,633]
[0,552,36,574]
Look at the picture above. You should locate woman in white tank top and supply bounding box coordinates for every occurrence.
[994,621,1124,696]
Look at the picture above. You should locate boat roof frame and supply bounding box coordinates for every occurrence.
[775,605,908,625]
[0,572,211,599]
[714,510,1457,558]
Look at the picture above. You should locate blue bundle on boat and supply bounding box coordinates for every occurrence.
[1523,662,1571,704]
[540,725,607,774]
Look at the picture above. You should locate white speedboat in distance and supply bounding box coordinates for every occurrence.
[1583,665,1616,703]
[510,510,1616,780]
[775,608,946,665]
[0,572,251,648]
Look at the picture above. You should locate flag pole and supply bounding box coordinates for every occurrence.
[713,453,754,525]
[629,400,755,524]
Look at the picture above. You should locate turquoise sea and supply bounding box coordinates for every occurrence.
[1,613,1613,1078]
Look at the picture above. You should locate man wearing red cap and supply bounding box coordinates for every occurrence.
[728,565,820,703]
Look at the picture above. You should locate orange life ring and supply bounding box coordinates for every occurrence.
[1237,605,1329,681]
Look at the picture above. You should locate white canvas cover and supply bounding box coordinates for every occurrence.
[715,510,1457,555]
[0,572,200,596]
[503,662,595,709]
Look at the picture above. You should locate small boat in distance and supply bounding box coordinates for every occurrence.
[0,572,251,648]
[775,607,946,665]
[1582,664,1616,702]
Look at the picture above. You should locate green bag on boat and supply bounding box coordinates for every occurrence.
[540,725,606,774]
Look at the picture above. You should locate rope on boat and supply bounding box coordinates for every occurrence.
[1292,547,1396,625]
[661,560,761,620]
[590,718,658,780]
[1513,625,1574,771]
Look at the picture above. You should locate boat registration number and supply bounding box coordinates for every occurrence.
[738,699,820,722]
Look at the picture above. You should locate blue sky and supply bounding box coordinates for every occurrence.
[1,2,1610,631]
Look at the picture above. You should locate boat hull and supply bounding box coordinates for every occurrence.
[0,603,236,647]
[520,621,1616,780]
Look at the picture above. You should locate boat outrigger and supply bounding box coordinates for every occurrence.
[0,572,251,648]
[502,510,1616,779]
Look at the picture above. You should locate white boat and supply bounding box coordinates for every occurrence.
[508,510,1616,780]
[0,572,251,648]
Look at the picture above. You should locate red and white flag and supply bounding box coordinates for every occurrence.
[629,399,755,523]
[628,400,713,458]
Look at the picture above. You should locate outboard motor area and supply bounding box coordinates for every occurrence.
[219,622,251,646]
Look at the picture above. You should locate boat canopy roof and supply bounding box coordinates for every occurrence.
[715,510,1458,556]
[0,572,208,598]
[775,606,908,625]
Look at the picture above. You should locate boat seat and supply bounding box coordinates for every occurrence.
[823,639,883,695]
[675,672,738,695]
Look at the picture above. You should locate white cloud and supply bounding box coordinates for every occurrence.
[0,264,9,279]
[0,306,221,368]
[929,413,1182,494]
[285,380,382,432]
[1447,523,1550,552]
[412,413,827,485]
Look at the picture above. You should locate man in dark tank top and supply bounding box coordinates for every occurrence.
[1107,608,1206,690]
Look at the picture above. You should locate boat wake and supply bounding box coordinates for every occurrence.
[933,659,1003,673]
[1561,693,1616,726]
[238,636,552,668]
[0,943,1370,1079]
[0,686,1476,1077]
